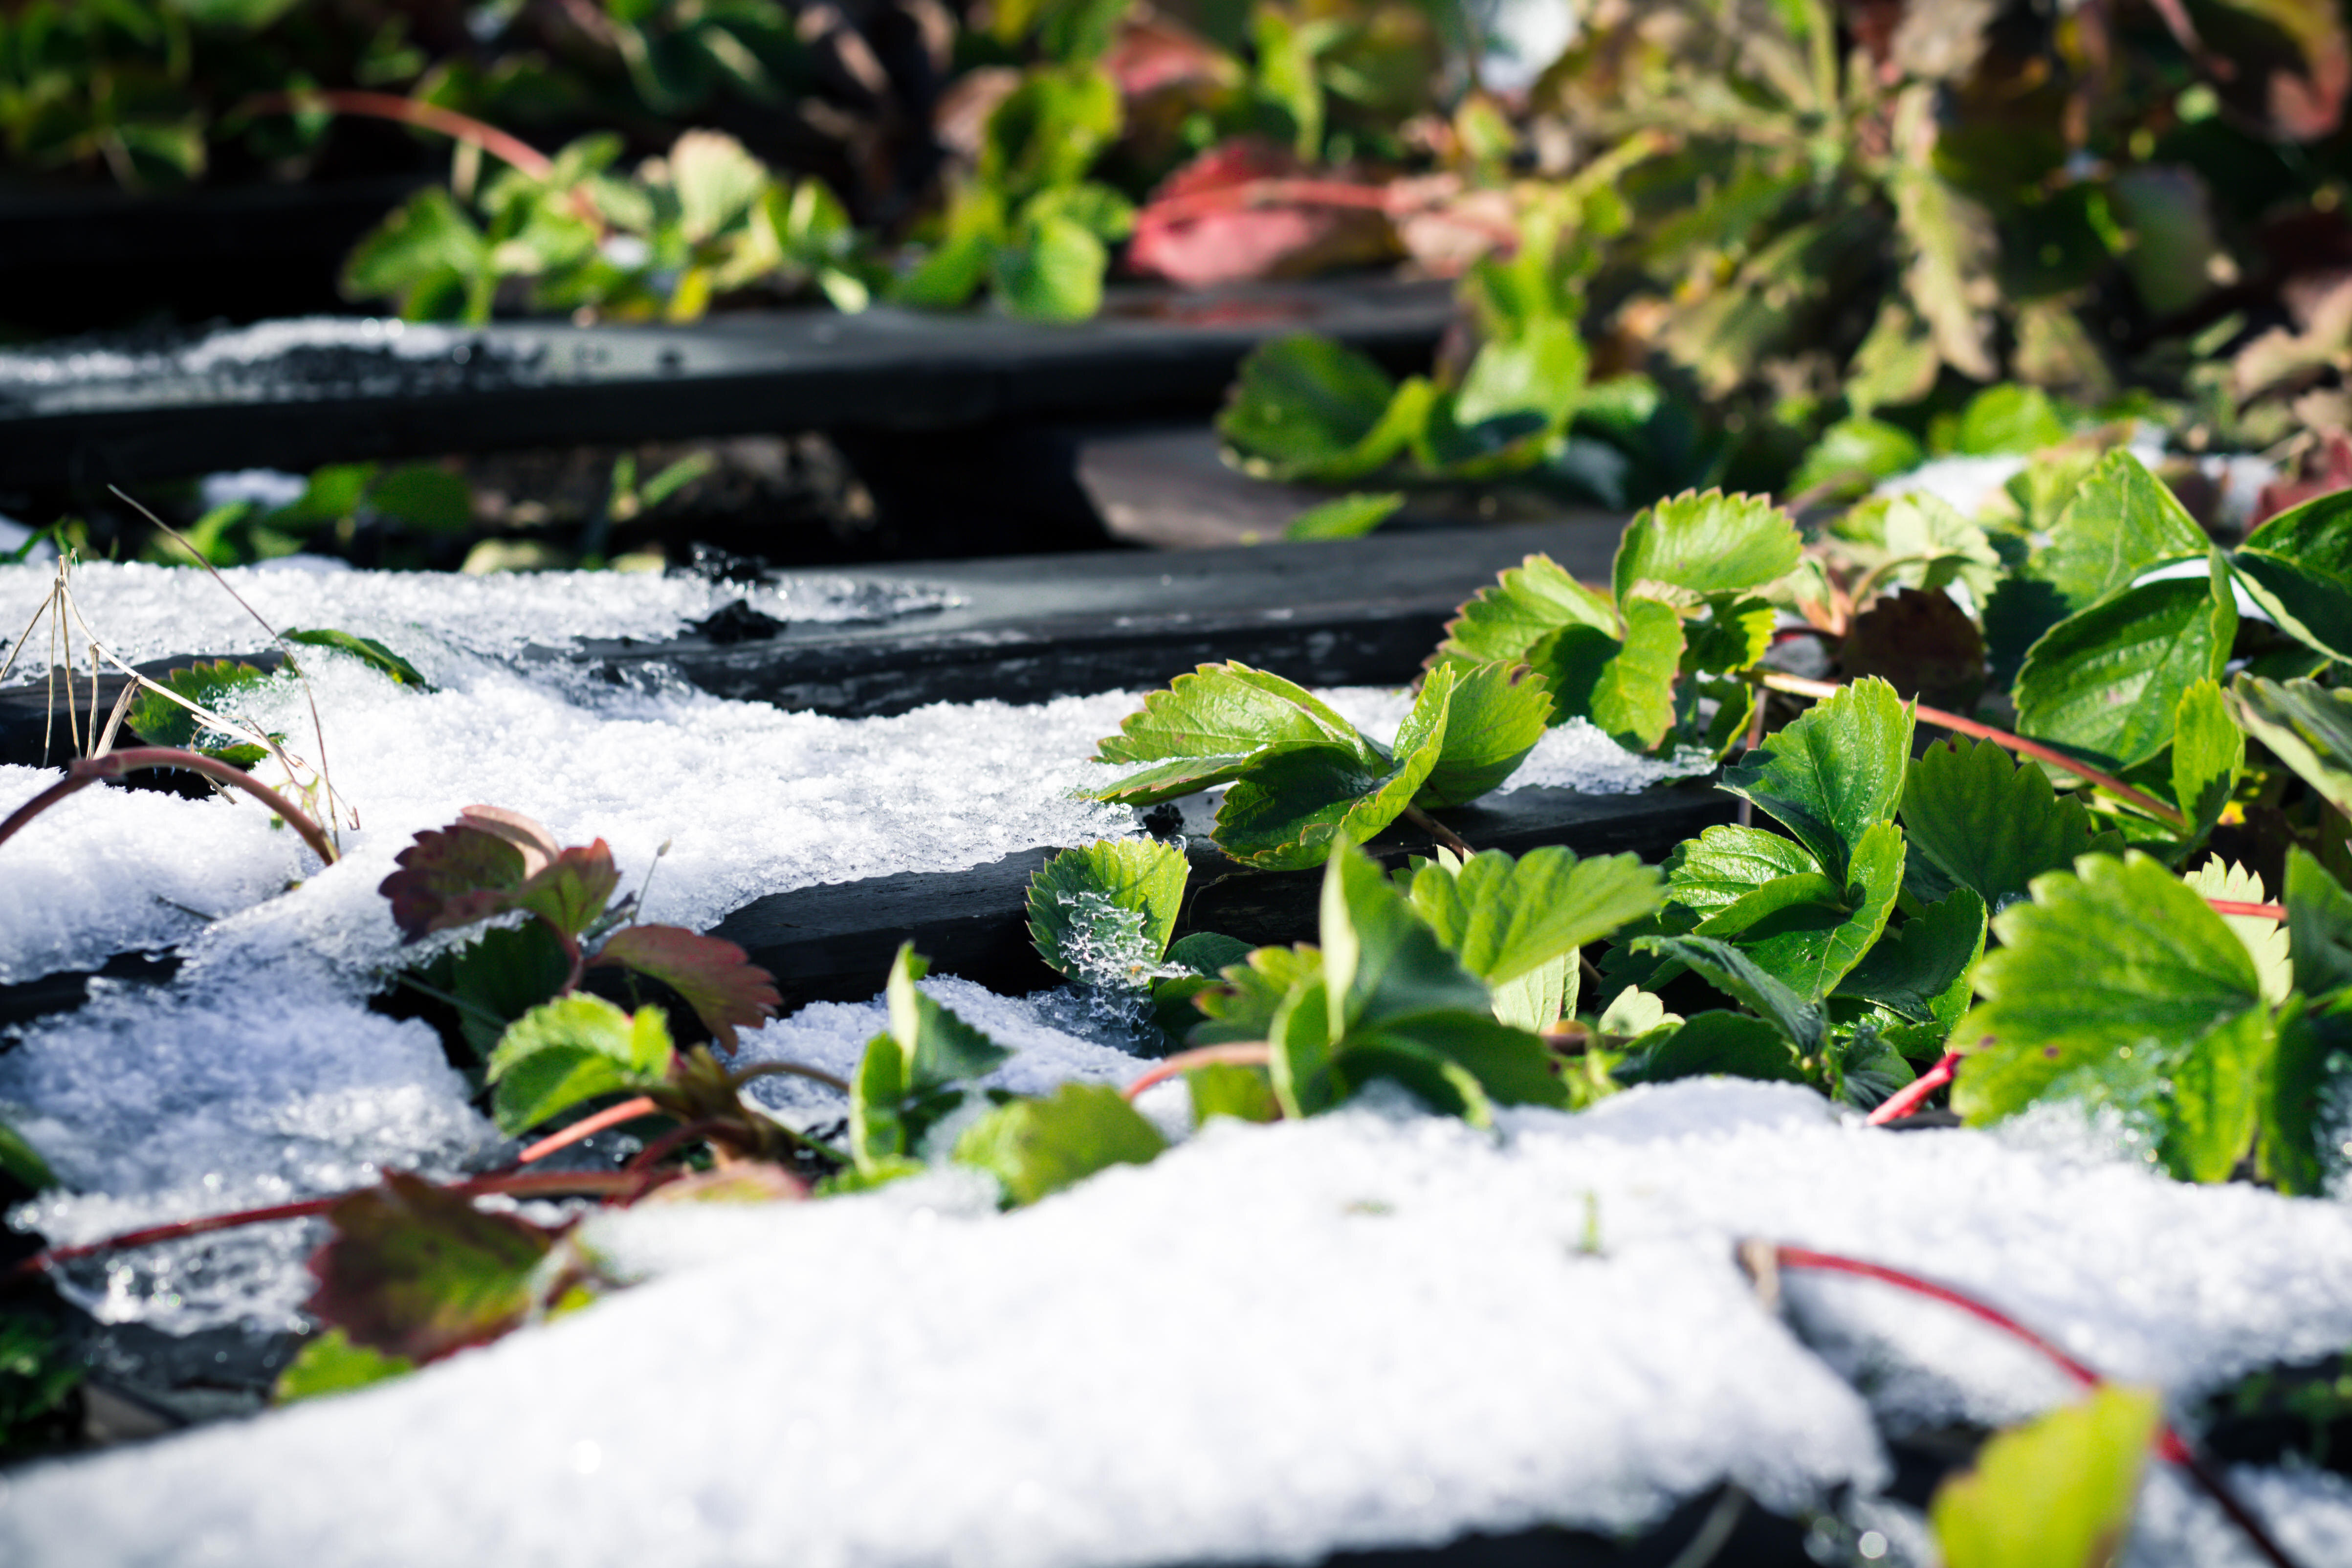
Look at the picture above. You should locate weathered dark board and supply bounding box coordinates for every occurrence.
[577,516,1623,717]
[0,278,1452,488]
[713,778,1736,1009]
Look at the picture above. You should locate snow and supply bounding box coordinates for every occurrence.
[1876,442,2281,532]
[3,1082,2352,1565]
[0,559,956,675]
[1319,688,1704,795]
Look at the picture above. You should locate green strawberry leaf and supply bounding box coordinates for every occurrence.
[125,659,273,751]
[1720,676,1913,881]
[1663,824,1824,925]
[1631,933,1825,1049]
[1285,491,1406,542]
[1217,336,1418,483]
[305,1172,557,1364]
[1190,944,1320,1045]
[886,942,1011,1092]
[1166,931,1254,976]
[273,1329,415,1405]
[1833,888,1988,1028]
[1095,662,1375,763]
[1626,1010,1805,1085]
[1412,660,1554,807]
[1899,736,2123,911]
[590,924,780,1050]
[484,994,674,1136]
[445,920,573,1060]
[1680,595,1776,677]
[1025,839,1188,985]
[1405,845,1664,991]
[953,1082,1166,1206]
[1954,852,2269,1181]
[2170,679,2243,845]
[282,628,432,689]
[1691,819,1905,1002]
[1931,1384,2158,1568]
[2182,857,2292,1005]
[1611,489,1803,606]
[2013,561,2236,773]
[1430,552,1617,676]
[2230,674,2352,817]
[2285,844,2352,999]
[1558,596,1684,751]
[1185,1061,1279,1126]
[0,1118,55,1192]
[2233,487,2352,663]
[1216,719,1442,872]
[2029,448,2209,615]
[2260,987,2352,1197]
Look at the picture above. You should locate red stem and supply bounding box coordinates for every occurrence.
[515,1095,662,1165]
[240,89,553,179]
[1867,1051,1960,1126]
[1769,1245,2301,1568]
[2209,899,2286,920]
[1755,672,2188,830]
[13,1169,641,1278]
[0,747,339,865]
[1123,1043,1274,1101]
[623,1118,736,1173]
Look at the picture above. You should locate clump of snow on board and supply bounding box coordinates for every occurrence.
[5,1083,2352,1566]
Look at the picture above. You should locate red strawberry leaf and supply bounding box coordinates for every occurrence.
[379,824,531,942]
[305,1173,556,1364]
[593,925,782,1051]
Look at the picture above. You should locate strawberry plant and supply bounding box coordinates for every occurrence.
[1428,488,1799,755]
[1085,658,1551,868]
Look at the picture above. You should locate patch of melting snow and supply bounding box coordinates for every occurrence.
[1317,687,1703,795]
[0,560,953,677]
[0,317,476,391]
[1,1084,2351,1564]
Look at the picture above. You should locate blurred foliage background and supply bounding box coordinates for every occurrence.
[12,0,2352,545]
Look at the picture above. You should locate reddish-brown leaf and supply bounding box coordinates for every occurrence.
[378,823,530,942]
[592,925,782,1051]
[1126,138,1395,288]
[305,1173,556,1364]
[456,805,560,876]
[1840,587,1986,711]
[511,842,621,941]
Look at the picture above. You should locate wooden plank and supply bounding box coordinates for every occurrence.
[0,279,1453,487]
[577,516,1623,717]
[712,778,1734,1009]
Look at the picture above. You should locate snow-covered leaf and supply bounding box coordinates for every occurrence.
[1026,839,1188,985]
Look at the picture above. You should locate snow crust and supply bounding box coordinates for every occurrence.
[6,1082,2352,1566]
[0,559,953,676]
[1319,687,1699,795]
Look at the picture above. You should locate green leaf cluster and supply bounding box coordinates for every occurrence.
[892,65,1129,324]
[344,130,876,325]
[1086,660,1550,869]
[1953,846,2352,1190]
[1428,491,1798,754]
